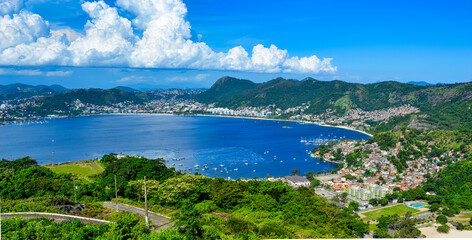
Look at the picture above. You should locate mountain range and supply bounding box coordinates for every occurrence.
[4,77,472,131]
[195,77,472,130]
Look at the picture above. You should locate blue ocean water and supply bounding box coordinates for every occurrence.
[0,115,369,179]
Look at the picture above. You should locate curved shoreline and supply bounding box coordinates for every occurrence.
[3,112,373,138]
[195,114,372,137]
[93,112,373,138]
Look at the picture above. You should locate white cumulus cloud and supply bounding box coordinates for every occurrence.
[0,0,23,16]
[0,10,49,50]
[0,0,337,75]
[67,1,135,66]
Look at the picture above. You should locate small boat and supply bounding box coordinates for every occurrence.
[280,160,283,163]
[212,168,217,171]
[220,170,223,173]
[234,168,238,171]
[219,164,224,167]
[245,163,249,166]
[253,170,256,172]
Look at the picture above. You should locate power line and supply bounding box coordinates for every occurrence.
[73,178,77,203]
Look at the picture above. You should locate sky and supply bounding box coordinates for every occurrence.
[0,0,471,89]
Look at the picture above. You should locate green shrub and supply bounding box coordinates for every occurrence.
[437,225,450,233]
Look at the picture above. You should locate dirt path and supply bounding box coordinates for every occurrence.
[102,202,172,229]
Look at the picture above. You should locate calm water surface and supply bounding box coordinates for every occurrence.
[0,115,369,179]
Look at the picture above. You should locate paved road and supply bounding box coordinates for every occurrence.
[2,212,110,224]
[314,188,337,199]
[102,202,172,229]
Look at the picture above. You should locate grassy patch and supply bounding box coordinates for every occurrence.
[1,197,68,213]
[458,213,472,219]
[369,224,379,232]
[363,204,419,220]
[47,160,104,181]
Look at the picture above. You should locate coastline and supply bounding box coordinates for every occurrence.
[10,112,367,178]
[191,114,373,137]
[3,112,373,138]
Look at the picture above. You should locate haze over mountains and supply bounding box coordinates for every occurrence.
[0,83,68,100]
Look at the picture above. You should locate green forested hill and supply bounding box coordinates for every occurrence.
[195,77,472,129]
[194,76,257,104]
[0,83,68,100]
[35,88,148,113]
[195,77,425,112]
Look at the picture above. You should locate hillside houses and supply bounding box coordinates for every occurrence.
[313,136,466,201]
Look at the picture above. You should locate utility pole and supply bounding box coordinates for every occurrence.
[144,176,149,227]
[52,151,55,166]
[0,198,2,240]
[114,174,118,212]
[73,178,77,202]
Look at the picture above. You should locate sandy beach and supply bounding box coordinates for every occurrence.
[419,225,472,238]
[10,112,374,138]
[193,114,373,137]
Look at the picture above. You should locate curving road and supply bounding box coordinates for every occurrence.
[1,212,111,224]
[102,202,172,229]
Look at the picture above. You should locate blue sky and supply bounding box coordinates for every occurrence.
[0,0,471,89]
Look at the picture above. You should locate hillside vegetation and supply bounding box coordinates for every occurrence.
[195,77,472,130]
[0,83,67,100]
[0,155,368,239]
